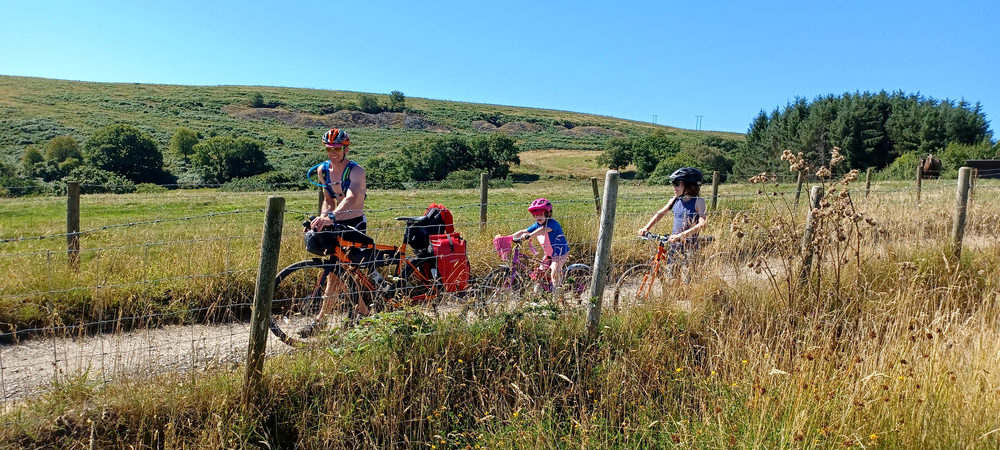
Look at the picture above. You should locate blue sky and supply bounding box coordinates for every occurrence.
[1,0,997,134]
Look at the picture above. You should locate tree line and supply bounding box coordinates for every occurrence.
[1,121,521,196]
[732,91,995,178]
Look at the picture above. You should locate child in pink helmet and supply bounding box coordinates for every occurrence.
[510,198,571,304]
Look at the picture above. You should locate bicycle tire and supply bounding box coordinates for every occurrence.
[612,263,676,312]
[461,266,524,319]
[269,260,361,346]
[560,264,593,306]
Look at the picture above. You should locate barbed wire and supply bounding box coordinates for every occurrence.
[0,209,264,243]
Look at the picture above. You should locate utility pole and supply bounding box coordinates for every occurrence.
[695,115,703,130]
[652,115,657,125]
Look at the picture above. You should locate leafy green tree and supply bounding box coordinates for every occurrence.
[648,145,733,185]
[469,133,520,178]
[358,94,382,114]
[596,138,633,171]
[632,131,681,175]
[83,123,165,183]
[192,136,271,184]
[170,128,200,163]
[363,154,406,188]
[388,91,406,112]
[44,136,82,162]
[399,137,473,181]
[21,147,44,174]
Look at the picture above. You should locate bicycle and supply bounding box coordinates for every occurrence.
[270,216,449,346]
[612,232,714,312]
[464,236,592,318]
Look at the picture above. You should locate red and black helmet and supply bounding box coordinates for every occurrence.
[322,128,350,148]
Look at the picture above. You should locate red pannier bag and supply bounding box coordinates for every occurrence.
[429,232,470,292]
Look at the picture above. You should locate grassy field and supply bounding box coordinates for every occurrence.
[2,172,1000,448]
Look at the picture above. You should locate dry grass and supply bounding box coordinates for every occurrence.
[2,173,1000,447]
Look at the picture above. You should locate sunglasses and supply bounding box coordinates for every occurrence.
[672,180,683,187]
[326,146,345,152]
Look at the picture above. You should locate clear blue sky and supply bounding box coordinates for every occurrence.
[2,0,997,134]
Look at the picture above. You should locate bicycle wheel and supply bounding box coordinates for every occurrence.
[270,260,360,346]
[612,263,675,312]
[560,264,593,306]
[462,266,524,319]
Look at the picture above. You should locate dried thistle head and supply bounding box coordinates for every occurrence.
[830,147,844,166]
[816,166,832,179]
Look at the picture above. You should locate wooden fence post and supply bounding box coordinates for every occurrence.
[793,171,805,210]
[244,195,285,409]
[710,171,720,211]
[587,170,619,341]
[951,167,972,260]
[864,167,872,198]
[317,189,324,216]
[590,177,601,214]
[798,186,824,286]
[67,181,80,271]
[916,164,923,205]
[479,173,489,232]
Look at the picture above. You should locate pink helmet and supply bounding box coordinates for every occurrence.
[528,198,552,214]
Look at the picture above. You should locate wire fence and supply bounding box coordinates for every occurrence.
[1,173,998,412]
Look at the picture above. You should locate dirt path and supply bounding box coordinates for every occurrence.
[0,321,294,407]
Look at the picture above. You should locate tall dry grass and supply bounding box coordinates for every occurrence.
[3,170,1000,448]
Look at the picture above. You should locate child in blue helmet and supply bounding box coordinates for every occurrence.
[637,167,708,274]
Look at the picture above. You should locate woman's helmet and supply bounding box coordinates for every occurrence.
[528,198,553,214]
[668,167,703,185]
[322,128,350,148]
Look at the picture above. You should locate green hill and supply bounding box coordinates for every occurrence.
[0,75,742,180]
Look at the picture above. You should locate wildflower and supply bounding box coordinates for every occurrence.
[437,367,443,373]
[831,147,844,166]
[676,368,683,373]
[870,433,878,440]
[742,360,748,365]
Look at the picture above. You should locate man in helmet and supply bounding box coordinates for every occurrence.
[301,129,370,336]
[638,166,707,247]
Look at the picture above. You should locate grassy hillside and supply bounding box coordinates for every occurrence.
[0,75,742,179]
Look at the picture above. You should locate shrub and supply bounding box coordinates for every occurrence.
[21,147,44,174]
[44,136,82,162]
[64,166,137,194]
[876,152,921,181]
[219,171,308,192]
[192,136,271,184]
[250,93,265,108]
[358,94,383,114]
[0,175,43,197]
[135,183,169,194]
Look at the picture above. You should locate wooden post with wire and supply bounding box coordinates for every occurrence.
[710,171,720,210]
[793,171,805,210]
[587,170,619,341]
[951,167,972,260]
[67,181,80,271]
[798,186,824,286]
[864,167,872,198]
[479,173,489,232]
[591,177,601,214]
[244,195,285,409]
[916,164,923,205]
[317,188,324,216]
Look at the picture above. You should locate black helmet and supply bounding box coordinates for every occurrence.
[668,167,703,185]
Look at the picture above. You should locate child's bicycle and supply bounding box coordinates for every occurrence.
[611,232,714,311]
[464,236,592,318]
[269,217,449,347]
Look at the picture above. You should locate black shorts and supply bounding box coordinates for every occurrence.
[338,215,367,233]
